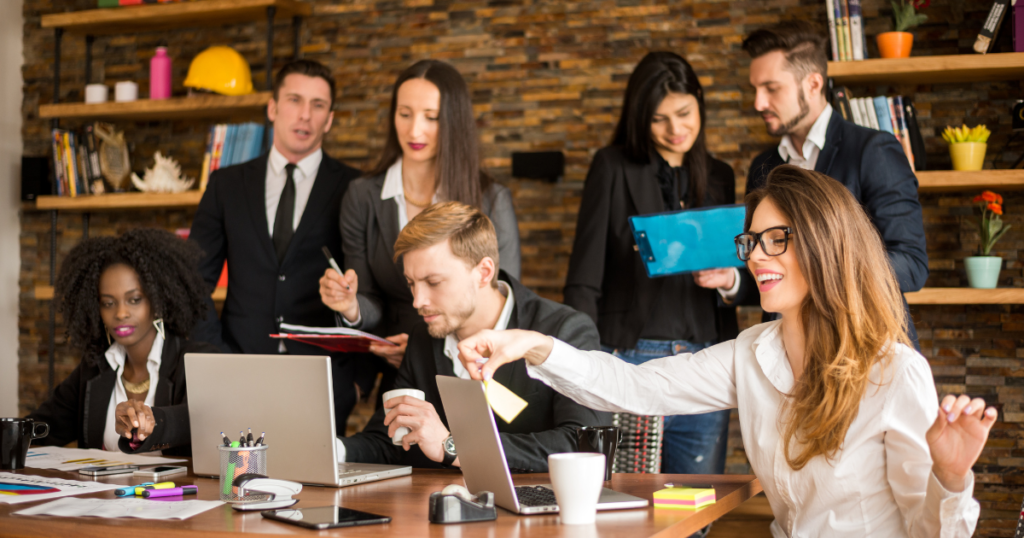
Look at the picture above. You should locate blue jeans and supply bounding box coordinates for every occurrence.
[603,339,731,475]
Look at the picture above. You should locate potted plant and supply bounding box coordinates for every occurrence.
[878,0,928,58]
[942,124,990,171]
[965,191,1010,289]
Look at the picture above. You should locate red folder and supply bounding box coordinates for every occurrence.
[270,333,393,353]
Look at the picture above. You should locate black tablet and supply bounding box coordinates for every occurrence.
[261,506,391,530]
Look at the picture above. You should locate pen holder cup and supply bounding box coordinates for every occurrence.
[218,445,268,502]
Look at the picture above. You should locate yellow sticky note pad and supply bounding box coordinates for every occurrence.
[485,379,528,423]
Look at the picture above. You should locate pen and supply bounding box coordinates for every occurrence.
[321,246,351,290]
[254,432,265,446]
[142,485,198,498]
[246,428,254,447]
[135,482,176,496]
[221,432,231,446]
[239,431,245,446]
[115,482,153,496]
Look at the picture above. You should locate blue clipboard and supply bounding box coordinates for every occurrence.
[628,204,746,278]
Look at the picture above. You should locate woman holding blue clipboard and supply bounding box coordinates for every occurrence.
[563,51,738,501]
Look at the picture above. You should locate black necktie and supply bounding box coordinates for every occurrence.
[272,163,297,264]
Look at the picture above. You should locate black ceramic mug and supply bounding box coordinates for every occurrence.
[0,418,49,470]
[576,426,621,481]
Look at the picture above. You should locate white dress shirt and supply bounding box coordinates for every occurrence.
[265,146,322,236]
[778,104,833,171]
[337,281,515,462]
[102,334,164,454]
[529,320,979,537]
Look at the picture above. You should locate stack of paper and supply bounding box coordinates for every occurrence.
[25,446,185,472]
[272,323,397,353]
[15,497,223,520]
[0,472,121,505]
[653,486,716,510]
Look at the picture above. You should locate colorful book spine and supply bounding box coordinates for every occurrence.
[63,132,77,197]
[892,96,916,170]
[863,97,880,130]
[975,0,1010,53]
[839,0,854,61]
[199,125,214,192]
[873,96,895,136]
[832,86,853,121]
[848,0,865,60]
[886,97,901,141]
[51,130,64,197]
[825,0,840,61]
[211,124,226,171]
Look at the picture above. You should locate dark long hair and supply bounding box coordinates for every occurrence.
[368,60,491,208]
[612,51,709,207]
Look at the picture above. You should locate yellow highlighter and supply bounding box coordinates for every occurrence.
[484,379,528,423]
[135,482,176,496]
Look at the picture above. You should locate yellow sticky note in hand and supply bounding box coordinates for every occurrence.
[485,379,528,423]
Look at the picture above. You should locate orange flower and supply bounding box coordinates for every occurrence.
[974,194,985,202]
[996,193,1004,204]
[987,203,1003,215]
[980,191,999,203]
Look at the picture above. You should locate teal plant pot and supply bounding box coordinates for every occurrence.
[964,256,1002,289]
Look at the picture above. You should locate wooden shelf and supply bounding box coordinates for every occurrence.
[917,169,1024,193]
[34,285,226,302]
[39,92,270,121]
[41,0,311,35]
[35,191,203,212]
[905,287,1024,305]
[827,53,1024,85]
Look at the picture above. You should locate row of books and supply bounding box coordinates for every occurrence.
[832,87,925,171]
[825,0,866,61]
[50,126,103,197]
[199,122,269,191]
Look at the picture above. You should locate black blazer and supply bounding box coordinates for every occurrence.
[341,273,610,472]
[563,145,739,350]
[26,336,220,456]
[189,152,361,354]
[742,112,928,347]
[340,174,521,337]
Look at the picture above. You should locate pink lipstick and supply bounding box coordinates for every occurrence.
[114,325,135,337]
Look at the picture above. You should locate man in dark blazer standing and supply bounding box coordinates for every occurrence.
[189,60,362,426]
[732,21,928,348]
[337,202,609,472]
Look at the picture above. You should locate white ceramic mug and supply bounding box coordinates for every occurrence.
[382,389,426,445]
[84,84,108,104]
[548,452,606,525]
[114,81,138,102]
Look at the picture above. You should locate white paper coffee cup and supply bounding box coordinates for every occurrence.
[115,81,138,102]
[382,389,426,445]
[548,452,606,525]
[84,84,108,104]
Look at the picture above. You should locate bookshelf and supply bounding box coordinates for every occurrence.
[916,169,1024,193]
[39,92,271,121]
[41,0,311,35]
[34,285,226,302]
[827,53,1024,85]
[35,191,203,212]
[904,288,1024,305]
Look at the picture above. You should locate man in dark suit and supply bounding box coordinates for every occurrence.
[189,60,362,426]
[338,202,609,472]
[733,21,928,348]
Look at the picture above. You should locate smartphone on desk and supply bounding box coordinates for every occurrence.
[78,464,139,477]
[261,506,391,529]
[134,466,187,481]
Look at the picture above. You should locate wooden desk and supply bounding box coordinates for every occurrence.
[0,464,762,537]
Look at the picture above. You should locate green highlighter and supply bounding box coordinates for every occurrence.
[223,441,240,495]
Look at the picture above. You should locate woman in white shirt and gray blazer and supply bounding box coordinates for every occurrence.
[457,164,994,537]
[319,60,520,394]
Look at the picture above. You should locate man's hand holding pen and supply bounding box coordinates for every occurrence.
[319,268,360,322]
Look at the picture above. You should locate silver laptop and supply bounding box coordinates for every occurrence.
[185,353,411,487]
[436,376,648,514]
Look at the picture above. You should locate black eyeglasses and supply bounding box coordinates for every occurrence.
[734,226,795,261]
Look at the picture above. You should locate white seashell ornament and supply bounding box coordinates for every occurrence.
[131,151,195,193]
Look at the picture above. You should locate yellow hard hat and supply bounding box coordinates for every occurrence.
[183,46,254,96]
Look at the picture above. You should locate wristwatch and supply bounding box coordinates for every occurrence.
[442,434,457,466]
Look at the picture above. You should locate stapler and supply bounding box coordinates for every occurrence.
[230,473,302,511]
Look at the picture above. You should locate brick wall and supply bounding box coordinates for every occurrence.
[19,1,1024,535]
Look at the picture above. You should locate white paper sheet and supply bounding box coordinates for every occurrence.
[0,472,121,504]
[25,446,186,472]
[15,497,224,520]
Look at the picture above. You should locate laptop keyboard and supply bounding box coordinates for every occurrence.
[515,486,557,507]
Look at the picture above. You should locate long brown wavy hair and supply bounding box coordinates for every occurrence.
[744,165,910,469]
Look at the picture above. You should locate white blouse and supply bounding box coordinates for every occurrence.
[528,320,979,537]
[101,334,163,454]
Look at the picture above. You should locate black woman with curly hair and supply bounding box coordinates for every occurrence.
[27,229,219,456]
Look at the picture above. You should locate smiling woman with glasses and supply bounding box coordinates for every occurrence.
[455,164,994,537]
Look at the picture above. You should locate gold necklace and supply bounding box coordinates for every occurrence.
[403,189,434,208]
[122,376,150,395]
